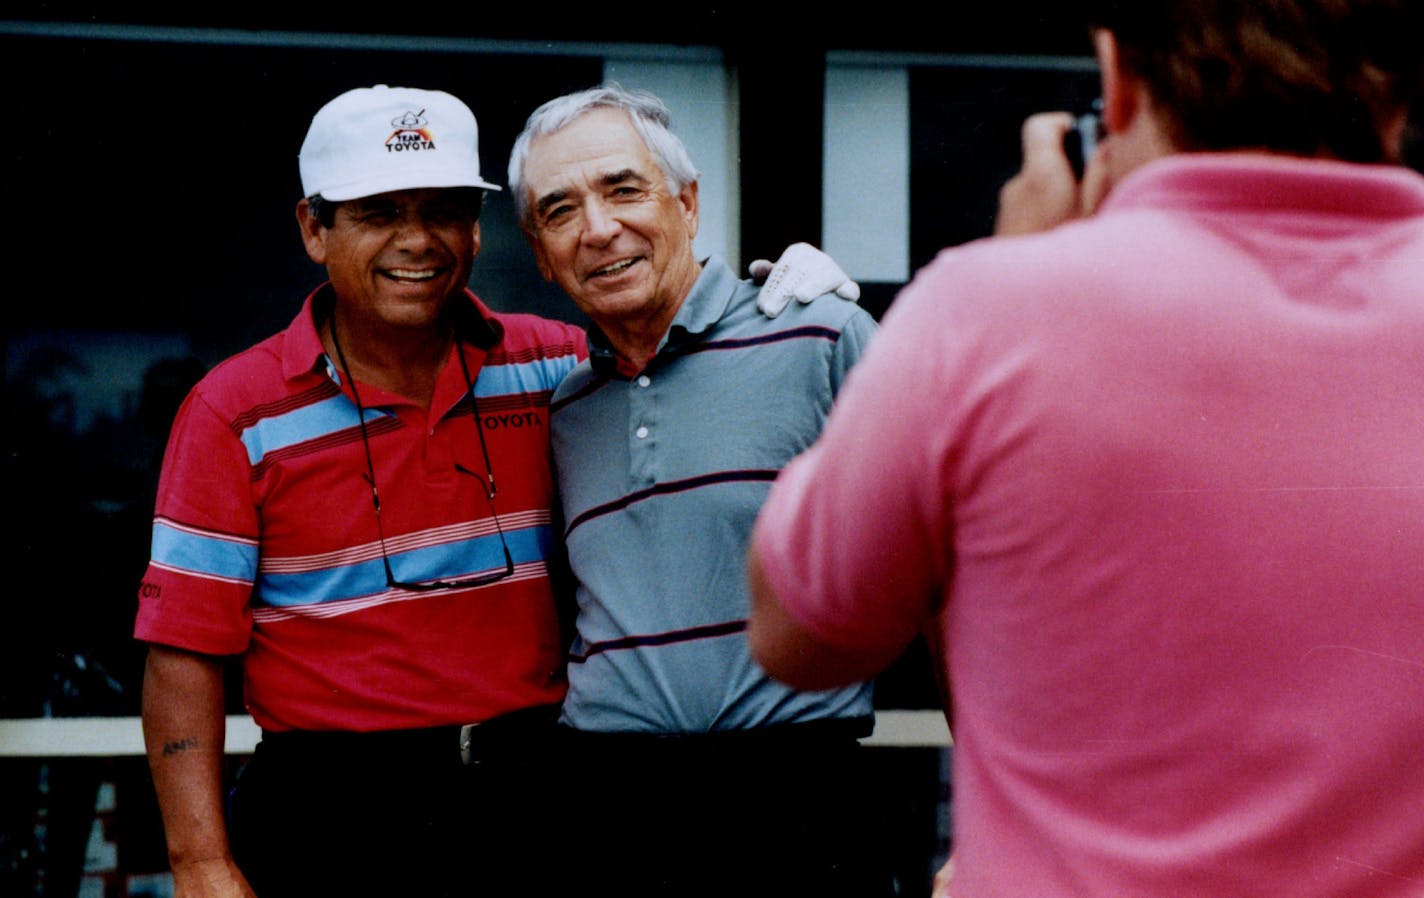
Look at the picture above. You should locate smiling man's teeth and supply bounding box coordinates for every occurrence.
[593,258,637,277]
[387,268,438,280]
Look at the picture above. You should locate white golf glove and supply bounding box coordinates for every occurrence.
[749,243,861,318]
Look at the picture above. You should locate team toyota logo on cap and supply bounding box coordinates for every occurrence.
[387,109,436,153]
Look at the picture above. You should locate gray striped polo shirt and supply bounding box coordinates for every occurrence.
[551,256,877,733]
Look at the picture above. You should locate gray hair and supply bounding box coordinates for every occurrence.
[507,83,700,227]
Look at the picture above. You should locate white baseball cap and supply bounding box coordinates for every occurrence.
[298,85,502,201]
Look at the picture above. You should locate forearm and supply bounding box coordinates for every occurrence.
[141,645,239,874]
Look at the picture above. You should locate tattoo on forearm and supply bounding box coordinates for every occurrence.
[162,736,200,757]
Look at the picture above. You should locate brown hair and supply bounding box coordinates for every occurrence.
[1085,0,1423,162]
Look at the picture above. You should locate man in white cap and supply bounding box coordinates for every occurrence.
[135,83,582,898]
[135,83,857,898]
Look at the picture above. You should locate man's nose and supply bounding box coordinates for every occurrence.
[393,212,440,248]
[582,199,622,245]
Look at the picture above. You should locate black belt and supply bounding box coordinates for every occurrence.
[258,703,561,767]
[559,714,873,756]
[459,703,561,766]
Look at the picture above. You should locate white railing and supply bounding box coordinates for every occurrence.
[0,710,949,757]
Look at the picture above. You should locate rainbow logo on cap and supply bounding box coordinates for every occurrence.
[385,109,436,153]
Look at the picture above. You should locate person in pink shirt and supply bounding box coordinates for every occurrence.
[747,2,1424,896]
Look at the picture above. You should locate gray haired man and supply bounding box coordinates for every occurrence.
[509,84,895,897]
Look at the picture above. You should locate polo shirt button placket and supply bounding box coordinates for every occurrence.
[634,376,652,440]
[631,376,653,472]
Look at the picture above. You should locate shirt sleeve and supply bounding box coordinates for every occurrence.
[826,305,878,396]
[134,386,259,656]
[752,261,967,653]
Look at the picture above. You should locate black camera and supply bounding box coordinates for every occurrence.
[1063,99,1104,180]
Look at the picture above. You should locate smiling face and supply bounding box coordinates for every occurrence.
[521,107,700,341]
[298,187,481,334]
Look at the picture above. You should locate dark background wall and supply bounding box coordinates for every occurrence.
[3,32,600,356]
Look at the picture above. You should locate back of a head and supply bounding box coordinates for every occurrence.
[1085,0,1424,163]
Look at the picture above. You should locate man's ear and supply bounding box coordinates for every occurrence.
[1094,28,1138,136]
[679,179,700,241]
[524,227,554,282]
[296,198,328,265]
[1094,26,1181,171]
[470,220,483,263]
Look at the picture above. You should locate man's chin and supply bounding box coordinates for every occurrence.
[374,292,459,330]
[571,291,651,322]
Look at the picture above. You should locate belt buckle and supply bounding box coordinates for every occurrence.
[459,722,479,766]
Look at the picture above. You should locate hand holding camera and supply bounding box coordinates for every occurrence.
[995,102,1109,236]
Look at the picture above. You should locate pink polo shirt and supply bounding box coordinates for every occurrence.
[753,155,1424,897]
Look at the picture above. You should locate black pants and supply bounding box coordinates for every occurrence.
[229,709,560,898]
[556,719,898,898]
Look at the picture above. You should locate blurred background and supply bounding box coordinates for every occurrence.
[7,6,1415,896]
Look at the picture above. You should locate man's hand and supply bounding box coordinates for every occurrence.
[995,112,1111,236]
[749,242,861,318]
[171,856,258,898]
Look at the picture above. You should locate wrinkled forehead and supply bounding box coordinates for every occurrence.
[523,108,662,194]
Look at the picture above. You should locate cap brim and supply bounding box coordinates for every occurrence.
[318,171,502,201]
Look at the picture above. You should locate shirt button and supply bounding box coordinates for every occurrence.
[635,426,649,439]
[637,375,651,388]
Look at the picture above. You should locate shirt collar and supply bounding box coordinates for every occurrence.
[1103,153,1424,220]
[587,256,738,377]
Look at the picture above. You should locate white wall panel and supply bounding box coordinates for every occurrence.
[823,65,910,283]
